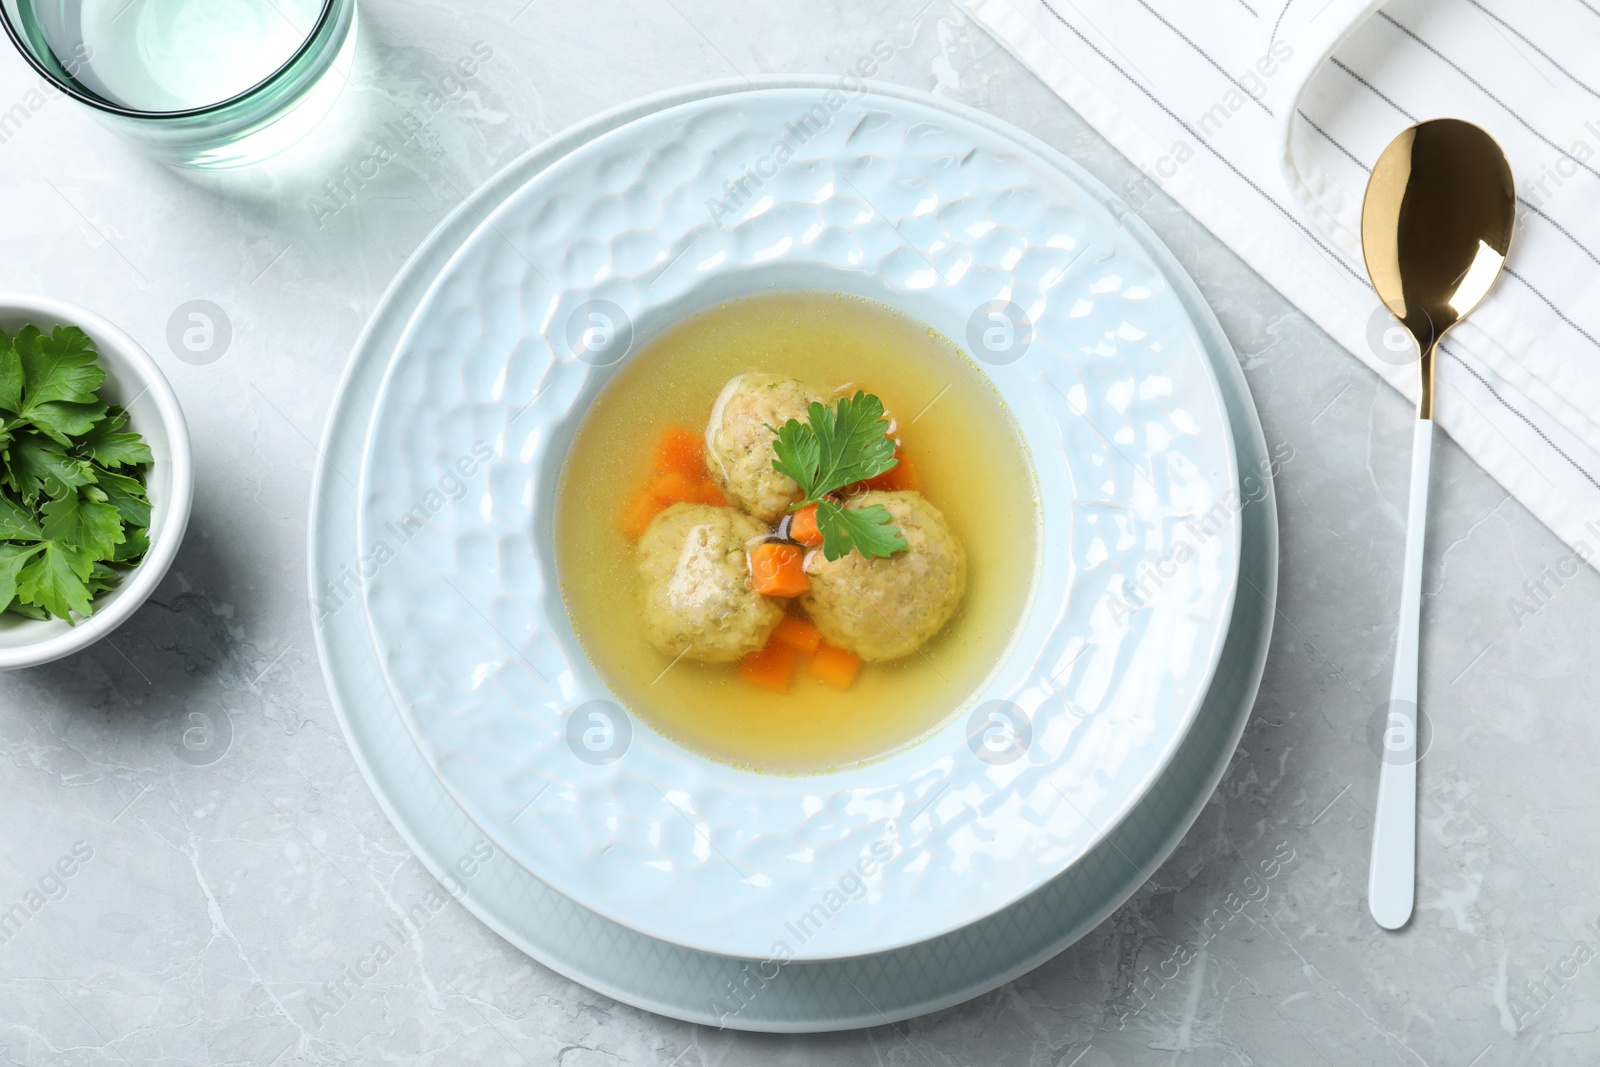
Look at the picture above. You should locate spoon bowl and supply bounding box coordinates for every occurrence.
[1361,118,1515,415]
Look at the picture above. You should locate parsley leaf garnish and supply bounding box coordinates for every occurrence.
[0,326,153,623]
[770,391,909,561]
[772,391,897,501]
[813,497,908,561]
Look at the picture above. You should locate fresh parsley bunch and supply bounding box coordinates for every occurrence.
[771,391,910,561]
[0,325,153,623]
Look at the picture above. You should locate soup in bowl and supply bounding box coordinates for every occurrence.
[555,290,1039,773]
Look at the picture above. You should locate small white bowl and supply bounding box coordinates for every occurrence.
[0,294,193,669]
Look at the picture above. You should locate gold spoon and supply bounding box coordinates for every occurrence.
[1360,118,1514,931]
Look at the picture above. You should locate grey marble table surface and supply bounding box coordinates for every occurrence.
[1,2,1596,1064]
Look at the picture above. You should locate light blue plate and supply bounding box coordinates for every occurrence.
[309,77,1275,1029]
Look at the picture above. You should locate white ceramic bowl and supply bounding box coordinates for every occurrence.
[354,89,1242,960]
[0,294,193,669]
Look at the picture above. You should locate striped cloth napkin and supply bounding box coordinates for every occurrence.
[965,0,1600,564]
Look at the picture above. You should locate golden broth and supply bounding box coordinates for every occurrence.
[554,291,1038,773]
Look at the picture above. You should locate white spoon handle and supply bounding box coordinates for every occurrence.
[1369,417,1432,930]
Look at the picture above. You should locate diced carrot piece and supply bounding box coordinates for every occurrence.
[654,426,705,478]
[862,449,920,492]
[748,542,809,597]
[895,452,921,491]
[620,466,723,540]
[695,477,728,507]
[618,488,664,539]
[809,641,861,689]
[788,503,823,546]
[740,640,798,692]
[646,468,699,507]
[771,614,822,654]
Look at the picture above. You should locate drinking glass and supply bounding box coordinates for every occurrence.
[0,0,357,168]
